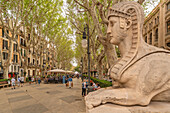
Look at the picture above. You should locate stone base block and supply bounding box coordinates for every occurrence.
[87,102,170,113]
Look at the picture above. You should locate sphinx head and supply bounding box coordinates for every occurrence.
[107,8,132,45]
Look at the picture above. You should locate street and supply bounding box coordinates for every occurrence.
[0,78,85,113]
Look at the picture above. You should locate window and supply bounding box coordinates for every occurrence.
[24,50,26,56]
[14,66,16,72]
[155,18,157,25]
[24,40,26,47]
[28,58,30,63]
[157,16,159,24]
[2,28,4,37]
[37,60,39,65]
[167,42,170,47]
[155,29,158,42]
[167,20,170,33]
[145,36,147,43]
[13,54,18,63]
[150,33,152,44]
[167,2,170,10]
[18,66,19,72]
[20,38,24,46]
[3,52,8,60]
[28,70,30,76]
[13,43,17,52]
[48,57,50,61]
[3,40,8,50]
[33,59,35,65]
[28,34,30,40]
[11,66,13,72]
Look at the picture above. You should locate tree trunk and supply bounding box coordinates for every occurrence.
[97,61,103,79]
[3,67,8,79]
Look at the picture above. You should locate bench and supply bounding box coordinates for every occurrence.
[0,81,10,88]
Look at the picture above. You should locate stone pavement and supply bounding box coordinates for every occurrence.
[0,78,86,113]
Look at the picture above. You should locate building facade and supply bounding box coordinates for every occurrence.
[0,27,56,79]
[143,0,170,50]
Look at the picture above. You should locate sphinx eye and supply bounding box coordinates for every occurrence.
[110,21,114,27]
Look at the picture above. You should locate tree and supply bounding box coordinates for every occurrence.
[67,0,159,79]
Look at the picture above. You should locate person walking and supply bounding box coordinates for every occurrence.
[29,76,32,84]
[82,79,87,97]
[63,75,66,84]
[31,76,34,84]
[17,76,21,87]
[38,76,41,84]
[68,76,73,88]
[11,77,16,89]
[20,76,24,87]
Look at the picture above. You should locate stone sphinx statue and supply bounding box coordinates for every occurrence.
[85,1,170,109]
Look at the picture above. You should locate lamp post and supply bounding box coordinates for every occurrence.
[82,24,90,86]
[80,57,83,82]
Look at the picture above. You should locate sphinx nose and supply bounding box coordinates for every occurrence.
[107,26,111,35]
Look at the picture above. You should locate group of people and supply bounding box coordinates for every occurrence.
[9,76,42,90]
[10,76,24,89]
[82,79,101,97]
[28,76,41,84]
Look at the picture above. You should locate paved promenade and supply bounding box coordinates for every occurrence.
[0,78,86,113]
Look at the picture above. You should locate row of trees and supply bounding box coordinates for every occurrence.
[0,0,74,78]
[67,0,159,79]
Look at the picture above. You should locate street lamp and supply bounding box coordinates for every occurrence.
[80,57,83,82]
[82,24,90,86]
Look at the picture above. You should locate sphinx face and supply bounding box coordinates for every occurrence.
[107,17,126,45]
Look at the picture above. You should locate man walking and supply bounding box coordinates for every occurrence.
[82,79,87,97]
[68,76,73,88]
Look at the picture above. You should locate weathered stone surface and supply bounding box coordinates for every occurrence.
[85,1,170,110]
[87,102,170,113]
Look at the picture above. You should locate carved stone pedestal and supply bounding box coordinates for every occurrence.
[87,102,170,113]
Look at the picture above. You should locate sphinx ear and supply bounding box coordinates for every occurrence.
[126,19,132,29]
[119,17,132,30]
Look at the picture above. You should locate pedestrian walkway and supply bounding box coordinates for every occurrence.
[0,78,86,113]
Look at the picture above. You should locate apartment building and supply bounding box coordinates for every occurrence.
[143,0,170,50]
[0,26,56,79]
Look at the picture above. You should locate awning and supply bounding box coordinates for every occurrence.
[47,69,66,73]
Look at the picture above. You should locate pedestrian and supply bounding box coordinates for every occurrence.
[17,76,21,87]
[82,79,87,97]
[31,76,34,84]
[38,76,41,84]
[11,77,16,89]
[20,76,24,87]
[8,79,11,86]
[63,75,66,84]
[29,76,32,84]
[68,76,73,88]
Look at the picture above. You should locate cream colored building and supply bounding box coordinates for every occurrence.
[143,0,170,50]
[0,26,57,79]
